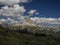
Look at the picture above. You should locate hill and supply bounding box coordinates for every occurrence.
[0,25,60,45]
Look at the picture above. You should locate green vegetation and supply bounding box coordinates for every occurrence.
[0,25,60,45]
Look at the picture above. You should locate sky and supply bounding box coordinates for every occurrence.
[22,0,60,18]
[0,0,60,25]
[0,0,60,18]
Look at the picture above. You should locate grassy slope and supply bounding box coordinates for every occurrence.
[0,25,60,45]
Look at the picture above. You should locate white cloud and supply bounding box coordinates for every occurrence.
[35,12,39,15]
[28,9,37,15]
[30,17,60,24]
[58,18,60,20]
[1,17,27,25]
[1,19,6,21]
[0,0,29,6]
[1,18,19,25]
[0,4,26,16]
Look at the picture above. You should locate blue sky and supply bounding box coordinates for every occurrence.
[22,0,60,18]
[0,0,60,25]
[0,0,60,18]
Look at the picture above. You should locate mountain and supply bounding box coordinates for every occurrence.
[0,25,60,45]
[40,22,60,26]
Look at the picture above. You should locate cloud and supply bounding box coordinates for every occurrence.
[1,18,19,25]
[28,9,37,15]
[0,0,29,6]
[1,16,28,25]
[1,19,6,21]
[30,17,60,24]
[58,18,60,20]
[0,4,26,16]
[35,12,39,15]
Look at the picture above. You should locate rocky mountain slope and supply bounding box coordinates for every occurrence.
[0,25,60,45]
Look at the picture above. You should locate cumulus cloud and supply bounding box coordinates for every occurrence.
[58,18,60,20]
[35,12,39,15]
[0,0,29,6]
[0,4,26,16]
[1,18,20,25]
[30,17,60,24]
[28,9,37,15]
[1,19,6,21]
[1,17,28,25]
